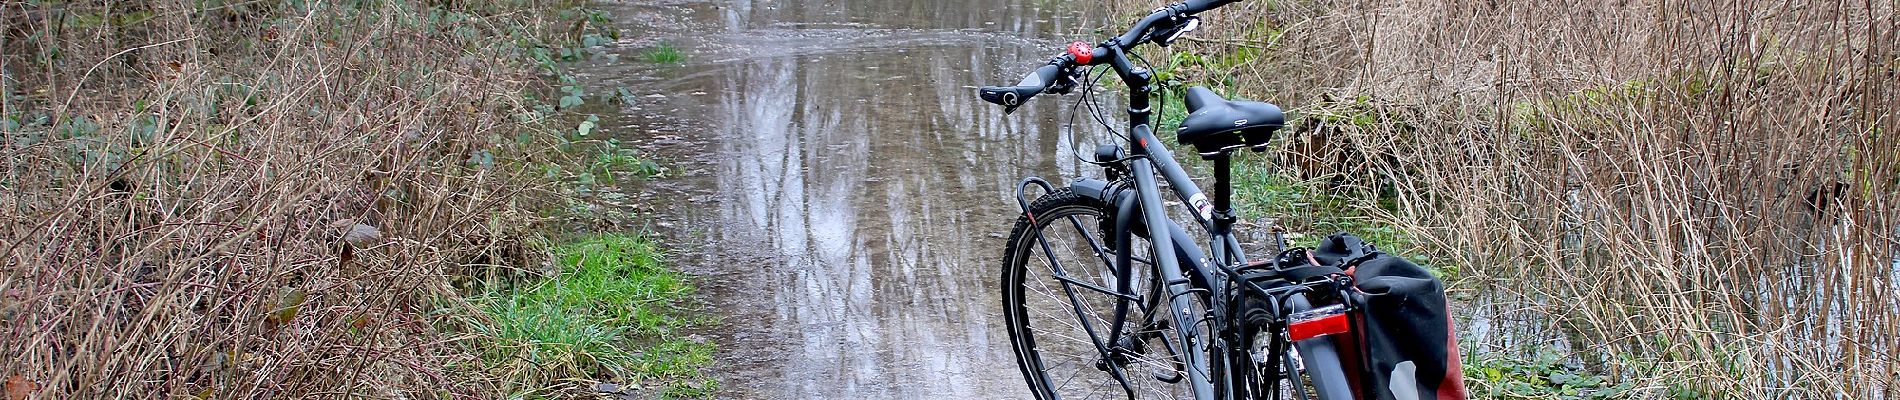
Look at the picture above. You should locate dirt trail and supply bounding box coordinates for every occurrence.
[578,0,1116,397]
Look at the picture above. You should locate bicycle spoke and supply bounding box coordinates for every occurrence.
[1032,221,1143,397]
[1006,195,1205,400]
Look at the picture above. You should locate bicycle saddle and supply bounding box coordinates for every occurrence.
[1176,86,1284,157]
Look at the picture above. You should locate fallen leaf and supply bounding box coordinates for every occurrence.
[342,223,381,248]
[593,383,623,394]
[265,288,306,326]
[6,375,37,400]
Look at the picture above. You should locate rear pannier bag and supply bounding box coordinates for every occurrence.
[1311,233,1468,400]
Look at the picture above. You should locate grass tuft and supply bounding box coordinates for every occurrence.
[646,42,685,64]
[473,234,714,398]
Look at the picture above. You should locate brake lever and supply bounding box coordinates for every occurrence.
[1046,68,1084,95]
[1152,16,1201,47]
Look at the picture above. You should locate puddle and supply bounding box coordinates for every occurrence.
[577,0,1118,397]
[577,1,1899,397]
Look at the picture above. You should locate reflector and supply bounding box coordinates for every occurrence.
[1288,304,1349,341]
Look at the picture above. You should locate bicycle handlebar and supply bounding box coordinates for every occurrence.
[977,0,1242,112]
[1114,0,1233,47]
[977,59,1070,114]
[1182,0,1241,13]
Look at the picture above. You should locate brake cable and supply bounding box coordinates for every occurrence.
[1065,64,1149,168]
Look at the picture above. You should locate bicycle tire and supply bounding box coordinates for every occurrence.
[1002,188,1214,399]
[1234,293,1358,400]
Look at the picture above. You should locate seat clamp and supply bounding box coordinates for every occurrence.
[1212,209,1237,225]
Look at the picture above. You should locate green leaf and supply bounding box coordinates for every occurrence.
[267,288,307,325]
[1550,372,1576,385]
[560,95,583,109]
[128,116,159,146]
[577,120,595,137]
[470,149,494,169]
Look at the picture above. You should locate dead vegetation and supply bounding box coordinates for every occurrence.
[1131,0,1899,396]
[0,0,604,397]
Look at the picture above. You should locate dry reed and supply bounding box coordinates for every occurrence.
[1,0,591,397]
[1128,0,1899,396]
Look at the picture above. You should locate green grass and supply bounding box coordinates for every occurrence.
[646,42,684,64]
[1147,63,1451,278]
[472,234,716,398]
[1150,86,1398,245]
[1228,154,1415,249]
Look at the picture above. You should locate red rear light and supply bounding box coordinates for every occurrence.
[1287,304,1349,341]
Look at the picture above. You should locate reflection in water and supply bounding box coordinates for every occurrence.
[705,51,1063,396]
[720,0,1089,33]
[593,0,1121,397]
[601,2,1900,396]
[701,44,1115,395]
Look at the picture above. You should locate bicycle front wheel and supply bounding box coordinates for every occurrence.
[1001,189,1200,399]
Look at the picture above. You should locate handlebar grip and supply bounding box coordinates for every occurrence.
[1021,63,1063,88]
[1180,0,1239,13]
[978,64,1063,112]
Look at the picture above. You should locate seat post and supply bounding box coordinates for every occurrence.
[1210,152,1237,233]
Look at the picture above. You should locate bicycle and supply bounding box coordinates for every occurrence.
[981,1,1363,399]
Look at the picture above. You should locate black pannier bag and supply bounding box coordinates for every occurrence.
[1310,233,1468,400]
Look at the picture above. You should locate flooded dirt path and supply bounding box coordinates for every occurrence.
[579,0,1117,397]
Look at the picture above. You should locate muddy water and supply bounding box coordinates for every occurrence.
[581,0,1117,397]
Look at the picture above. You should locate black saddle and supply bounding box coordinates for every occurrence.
[1176,86,1284,157]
